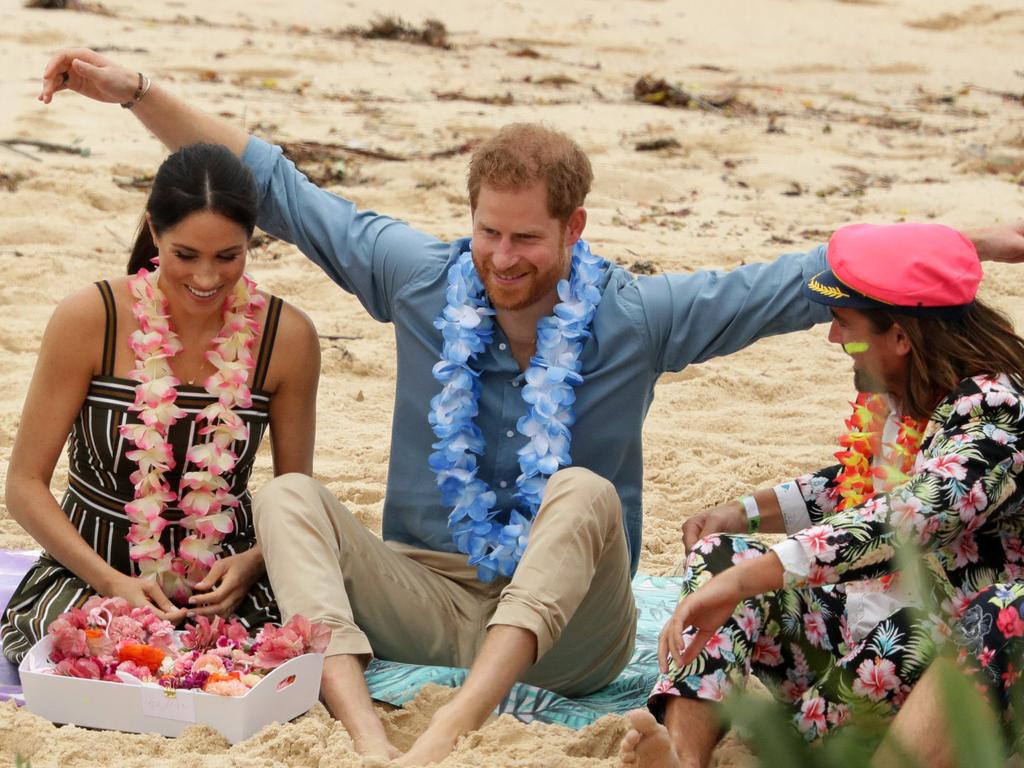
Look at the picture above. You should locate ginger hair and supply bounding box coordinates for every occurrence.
[467,123,593,222]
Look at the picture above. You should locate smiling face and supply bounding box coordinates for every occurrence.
[828,307,910,396]
[150,209,249,315]
[471,181,583,312]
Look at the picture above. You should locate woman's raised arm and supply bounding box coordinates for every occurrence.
[40,47,249,156]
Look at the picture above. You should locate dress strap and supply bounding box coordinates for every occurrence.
[253,295,283,392]
[94,280,118,377]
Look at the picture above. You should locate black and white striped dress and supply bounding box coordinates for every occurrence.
[0,281,283,663]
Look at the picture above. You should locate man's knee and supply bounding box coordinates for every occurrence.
[253,472,324,532]
[543,466,621,528]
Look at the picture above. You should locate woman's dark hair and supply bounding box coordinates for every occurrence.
[864,299,1024,419]
[127,143,259,274]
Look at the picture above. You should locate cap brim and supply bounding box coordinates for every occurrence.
[802,269,885,309]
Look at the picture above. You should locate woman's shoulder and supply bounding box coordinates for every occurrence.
[48,280,121,334]
[259,293,320,392]
[264,293,318,348]
[270,296,317,358]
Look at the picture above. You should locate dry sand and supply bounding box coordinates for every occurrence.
[1,0,1023,765]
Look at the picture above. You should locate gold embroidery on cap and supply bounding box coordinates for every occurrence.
[808,276,850,300]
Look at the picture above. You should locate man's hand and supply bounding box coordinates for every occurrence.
[188,549,265,618]
[658,571,743,673]
[967,221,1024,264]
[657,551,785,673]
[681,501,747,552]
[101,571,188,625]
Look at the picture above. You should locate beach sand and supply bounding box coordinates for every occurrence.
[1,0,1023,764]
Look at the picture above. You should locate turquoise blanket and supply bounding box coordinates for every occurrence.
[364,574,681,729]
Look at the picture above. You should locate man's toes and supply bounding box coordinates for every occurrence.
[621,728,641,753]
[626,708,662,736]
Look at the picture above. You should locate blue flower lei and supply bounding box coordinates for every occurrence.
[428,239,605,582]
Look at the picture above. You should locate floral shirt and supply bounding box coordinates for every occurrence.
[771,374,1024,623]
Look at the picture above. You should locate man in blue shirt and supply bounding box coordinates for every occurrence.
[40,48,1024,766]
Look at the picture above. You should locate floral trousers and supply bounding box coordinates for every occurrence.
[955,582,1024,722]
[648,535,936,740]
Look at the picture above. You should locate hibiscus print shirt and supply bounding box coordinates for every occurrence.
[770,374,1024,626]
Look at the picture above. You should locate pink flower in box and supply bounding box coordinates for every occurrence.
[54,657,103,679]
[192,654,226,675]
[254,615,330,669]
[47,616,88,660]
[204,677,249,697]
[107,615,147,645]
[115,660,155,682]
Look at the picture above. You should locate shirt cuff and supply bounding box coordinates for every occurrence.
[770,538,811,588]
[240,135,281,197]
[774,481,811,534]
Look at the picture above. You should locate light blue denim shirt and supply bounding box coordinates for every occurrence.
[242,137,830,575]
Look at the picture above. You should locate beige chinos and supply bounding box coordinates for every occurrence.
[253,466,637,697]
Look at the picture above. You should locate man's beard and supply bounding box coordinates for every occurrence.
[854,368,885,393]
[476,242,568,311]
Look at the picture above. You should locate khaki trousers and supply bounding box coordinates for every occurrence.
[253,467,637,697]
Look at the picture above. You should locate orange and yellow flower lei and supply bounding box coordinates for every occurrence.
[834,392,928,512]
[121,267,264,604]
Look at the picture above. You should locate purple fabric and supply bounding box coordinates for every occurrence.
[0,550,39,705]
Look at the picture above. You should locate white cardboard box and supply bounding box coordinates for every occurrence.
[19,636,324,744]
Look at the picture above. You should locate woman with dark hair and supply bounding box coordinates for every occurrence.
[0,143,320,663]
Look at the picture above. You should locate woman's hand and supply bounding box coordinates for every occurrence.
[681,502,747,552]
[101,571,188,625]
[187,548,266,618]
[39,48,139,105]
[658,571,743,674]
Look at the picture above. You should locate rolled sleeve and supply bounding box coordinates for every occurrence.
[774,480,813,534]
[241,136,445,322]
[770,538,812,587]
[639,245,831,373]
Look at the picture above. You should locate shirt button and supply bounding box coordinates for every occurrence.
[511,380,520,387]
[499,480,508,489]
[498,342,508,351]
[506,430,515,438]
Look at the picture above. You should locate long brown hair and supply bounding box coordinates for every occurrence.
[864,299,1024,419]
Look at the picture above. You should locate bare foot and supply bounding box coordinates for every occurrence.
[351,733,402,762]
[620,709,682,768]
[319,655,401,761]
[394,703,470,766]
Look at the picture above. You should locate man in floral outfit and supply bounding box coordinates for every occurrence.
[622,223,1024,768]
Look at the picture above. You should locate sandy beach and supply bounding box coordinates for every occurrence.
[1,0,1023,764]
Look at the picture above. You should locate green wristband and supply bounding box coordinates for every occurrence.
[740,495,760,534]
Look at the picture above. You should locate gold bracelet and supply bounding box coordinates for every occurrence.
[120,72,151,109]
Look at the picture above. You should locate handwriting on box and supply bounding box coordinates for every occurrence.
[140,687,197,722]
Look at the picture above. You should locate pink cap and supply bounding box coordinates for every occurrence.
[803,223,982,317]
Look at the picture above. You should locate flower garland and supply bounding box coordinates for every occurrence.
[428,239,605,582]
[46,597,329,695]
[121,267,264,604]
[833,392,928,511]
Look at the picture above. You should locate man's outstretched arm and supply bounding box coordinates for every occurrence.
[40,48,248,156]
[967,221,1024,264]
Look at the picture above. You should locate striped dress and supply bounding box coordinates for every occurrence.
[0,281,283,663]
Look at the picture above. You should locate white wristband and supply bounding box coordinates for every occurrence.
[740,494,760,534]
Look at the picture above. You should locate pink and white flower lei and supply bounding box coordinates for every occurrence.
[121,266,265,604]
